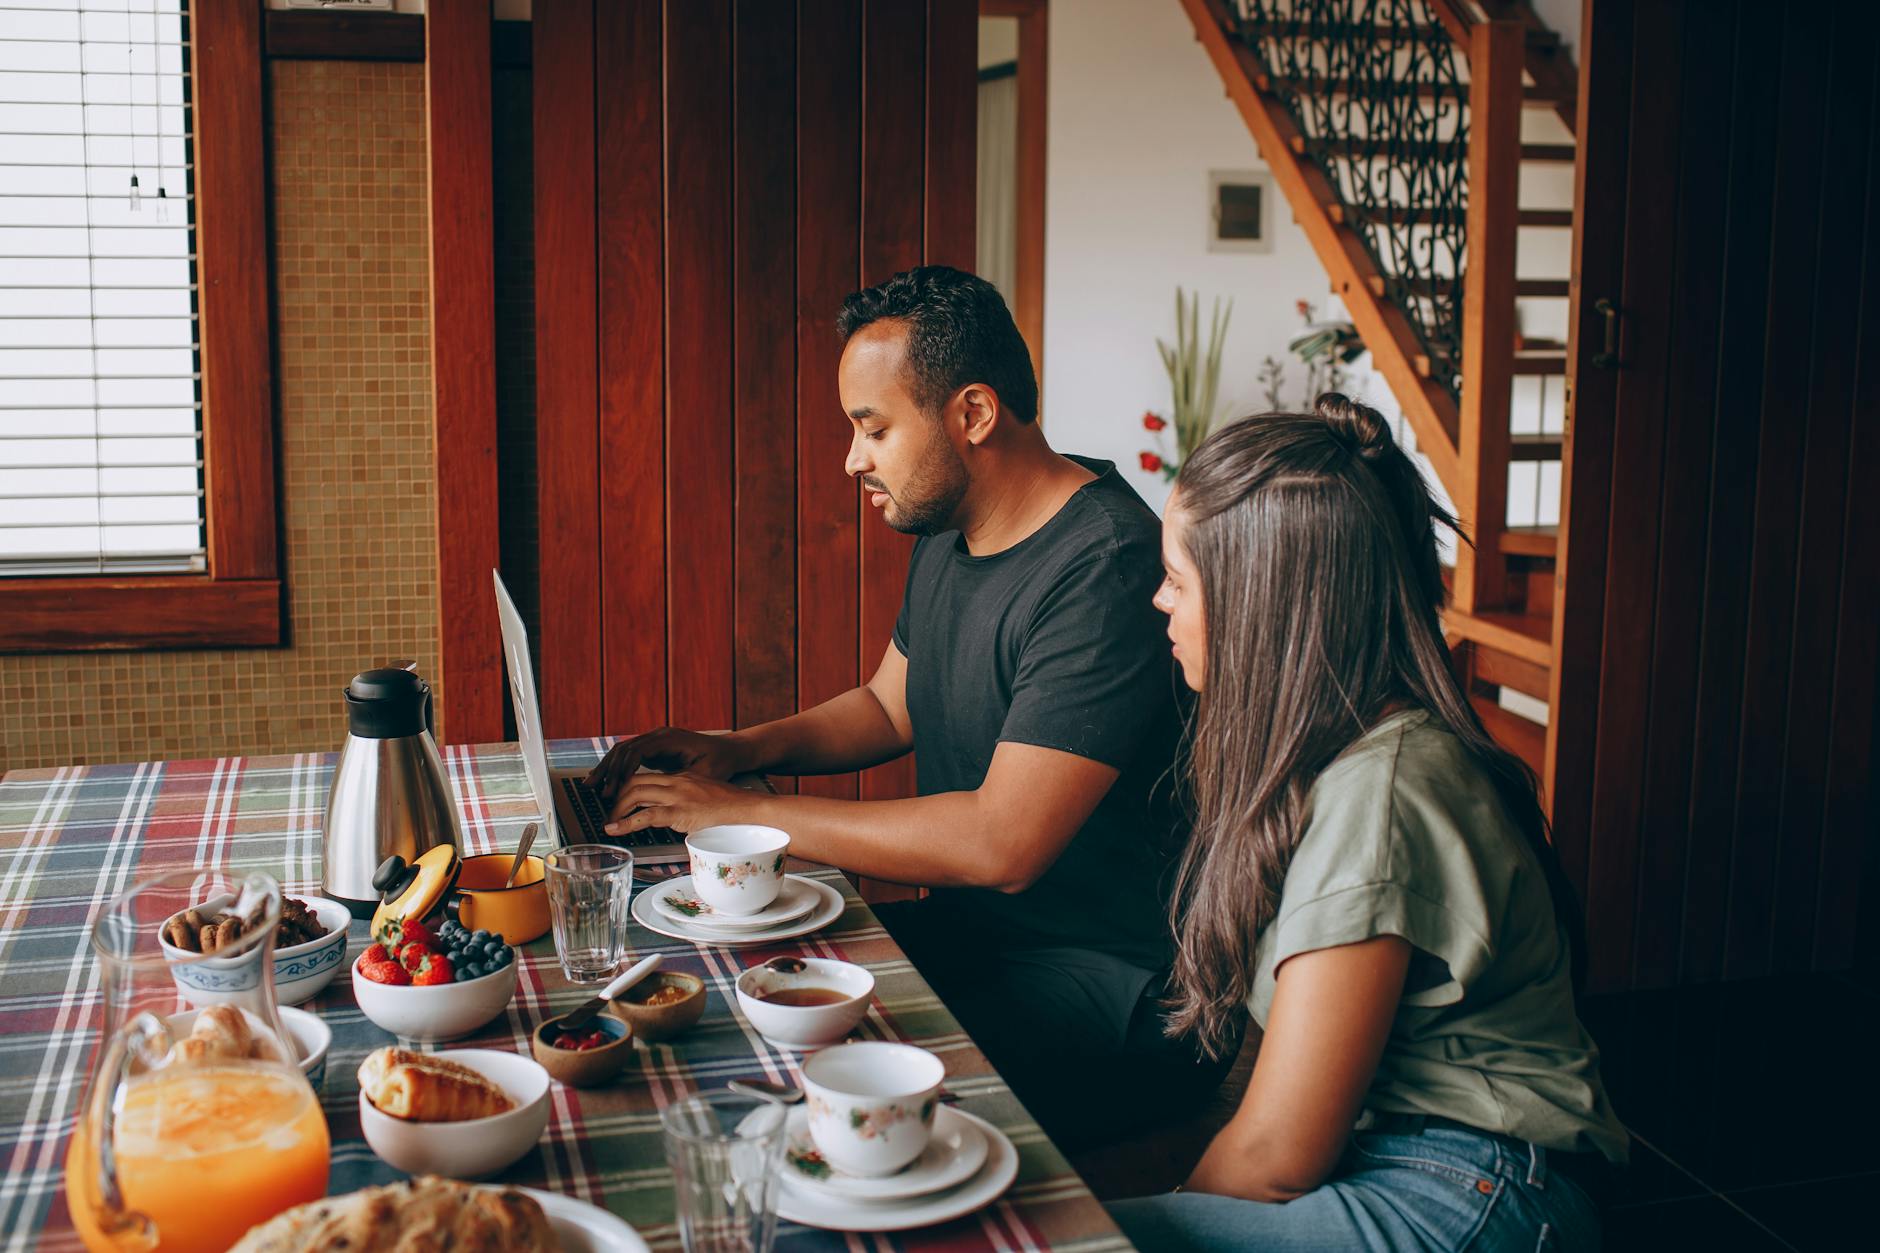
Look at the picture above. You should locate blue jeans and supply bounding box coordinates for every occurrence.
[1106,1124,1600,1252]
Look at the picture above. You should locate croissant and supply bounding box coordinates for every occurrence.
[173,1004,282,1067]
[358,1047,514,1122]
[229,1177,554,1252]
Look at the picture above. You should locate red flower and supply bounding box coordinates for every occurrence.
[1142,412,1167,432]
[1295,299,1312,319]
[1139,451,1163,473]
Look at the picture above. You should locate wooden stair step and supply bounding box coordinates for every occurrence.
[1472,694,1547,777]
[1499,524,1558,559]
[1518,209,1574,228]
[1516,279,1571,298]
[1466,638,1552,701]
[1511,432,1563,461]
[1513,353,1567,375]
[1327,205,1574,229]
[1443,607,1553,667]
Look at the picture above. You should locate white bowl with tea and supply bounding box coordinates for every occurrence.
[734,956,874,1051]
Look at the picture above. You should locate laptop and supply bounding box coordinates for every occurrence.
[492,569,691,865]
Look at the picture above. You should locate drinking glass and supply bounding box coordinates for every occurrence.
[661,1091,788,1253]
[545,843,634,985]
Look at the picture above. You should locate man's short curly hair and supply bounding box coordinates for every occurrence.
[836,266,1038,424]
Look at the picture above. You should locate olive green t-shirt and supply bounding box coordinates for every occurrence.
[1247,711,1629,1164]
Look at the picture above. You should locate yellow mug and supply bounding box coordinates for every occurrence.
[455,853,550,945]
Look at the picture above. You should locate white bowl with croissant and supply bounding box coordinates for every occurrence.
[163,1005,332,1088]
[351,948,518,1040]
[358,1047,550,1178]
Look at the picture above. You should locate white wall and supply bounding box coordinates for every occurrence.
[1038,0,1396,512]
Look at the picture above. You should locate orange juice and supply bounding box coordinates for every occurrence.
[66,1066,329,1252]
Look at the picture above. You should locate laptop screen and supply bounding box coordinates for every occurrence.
[491,569,564,849]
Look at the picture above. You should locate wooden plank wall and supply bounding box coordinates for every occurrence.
[523,0,977,820]
[1557,0,1880,990]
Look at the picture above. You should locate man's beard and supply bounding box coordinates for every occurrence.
[871,433,969,537]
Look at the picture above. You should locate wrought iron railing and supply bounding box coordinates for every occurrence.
[1232,0,1469,399]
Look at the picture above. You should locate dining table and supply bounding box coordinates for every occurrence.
[0,738,1136,1252]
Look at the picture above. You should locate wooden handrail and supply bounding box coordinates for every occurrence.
[1175,0,1461,491]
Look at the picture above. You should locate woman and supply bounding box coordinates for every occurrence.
[1109,395,1627,1251]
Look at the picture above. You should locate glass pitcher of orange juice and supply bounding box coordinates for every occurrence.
[65,870,331,1252]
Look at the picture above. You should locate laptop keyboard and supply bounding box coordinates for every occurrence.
[560,775,682,850]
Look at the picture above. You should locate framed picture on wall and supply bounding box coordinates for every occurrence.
[1208,169,1275,254]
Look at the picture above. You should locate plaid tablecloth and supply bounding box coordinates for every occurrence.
[0,740,1133,1252]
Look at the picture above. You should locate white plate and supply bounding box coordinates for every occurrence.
[782,1103,988,1203]
[774,1107,1018,1233]
[631,874,846,948]
[653,874,820,929]
[512,1187,651,1253]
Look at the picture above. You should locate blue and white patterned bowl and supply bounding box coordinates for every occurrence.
[162,895,354,1008]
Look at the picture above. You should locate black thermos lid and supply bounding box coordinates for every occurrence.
[345,668,430,739]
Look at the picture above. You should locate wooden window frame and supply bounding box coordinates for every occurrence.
[979,0,1047,380]
[0,0,281,653]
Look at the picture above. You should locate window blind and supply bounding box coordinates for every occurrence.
[0,0,203,577]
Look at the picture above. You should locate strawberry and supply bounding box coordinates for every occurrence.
[360,958,409,985]
[397,941,438,972]
[361,942,390,966]
[411,952,453,987]
[374,915,434,952]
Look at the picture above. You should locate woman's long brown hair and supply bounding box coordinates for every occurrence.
[1165,394,1583,1060]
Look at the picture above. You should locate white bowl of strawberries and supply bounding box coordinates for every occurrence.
[352,917,518,1041]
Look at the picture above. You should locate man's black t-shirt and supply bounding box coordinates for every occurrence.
[890,456,1188,1005]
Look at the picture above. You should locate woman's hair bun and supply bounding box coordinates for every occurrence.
[1313,391,1393,458]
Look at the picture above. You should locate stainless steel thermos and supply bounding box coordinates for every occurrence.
[321,665,462,917]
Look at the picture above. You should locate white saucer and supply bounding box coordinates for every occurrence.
[774,1107,1018,1233]
[510,1187,650,1252]
[631,874,846,948]
[653,874,820,929]
[781,1103,988,1203]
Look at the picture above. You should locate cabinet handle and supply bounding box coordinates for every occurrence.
[1592,297,1620,369]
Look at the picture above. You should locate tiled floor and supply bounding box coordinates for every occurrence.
[1582,969,1880,1252]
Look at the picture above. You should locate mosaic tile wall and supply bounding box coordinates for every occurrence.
[0,61,440,772]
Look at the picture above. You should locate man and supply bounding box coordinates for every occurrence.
[590,266,1231,1149]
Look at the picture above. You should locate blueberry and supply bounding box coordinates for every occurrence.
[470,930,490,946]
[462,963,484,980]
[494,947,513,967]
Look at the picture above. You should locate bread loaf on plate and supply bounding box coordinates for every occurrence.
[358,1047,514,1122]
[229,1177,554,1252]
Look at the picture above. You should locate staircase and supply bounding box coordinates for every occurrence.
[1177,0,1578,795]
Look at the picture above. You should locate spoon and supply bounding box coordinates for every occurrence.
[548,953,661,1032]
[762,956,806,975]
[504,823,539,888]
[727,1077,961,1106]
[728,1078,803,1104]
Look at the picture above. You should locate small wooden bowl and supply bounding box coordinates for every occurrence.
[531,1009,635,1088]
[611,972,706,1043]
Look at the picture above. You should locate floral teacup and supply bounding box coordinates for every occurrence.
[801,1041,944,1177]
[685,825,790,916]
